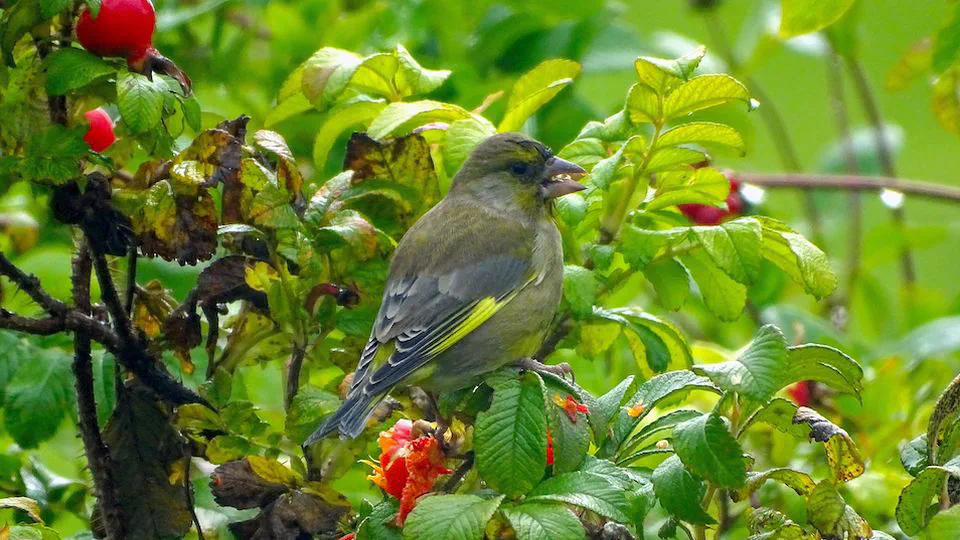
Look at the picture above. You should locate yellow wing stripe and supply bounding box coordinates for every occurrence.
[425,285,526,356]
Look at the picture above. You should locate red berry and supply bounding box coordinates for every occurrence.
[787,381,814,407]
[678,170,743,225]
[76,0,156,65]
[83,108,116,152]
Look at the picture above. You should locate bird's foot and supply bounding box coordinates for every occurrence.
[514,357,575,383]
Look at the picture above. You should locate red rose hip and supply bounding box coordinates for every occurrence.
[76,0,156,66]
[83,108,117,152]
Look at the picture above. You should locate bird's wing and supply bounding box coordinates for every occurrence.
[351,203,539,397]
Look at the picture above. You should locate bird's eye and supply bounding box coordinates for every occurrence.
[510,162,530,176]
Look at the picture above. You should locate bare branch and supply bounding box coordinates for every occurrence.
[739,173,960,203]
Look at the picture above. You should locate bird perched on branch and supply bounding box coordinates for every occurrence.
[306,133,586,443]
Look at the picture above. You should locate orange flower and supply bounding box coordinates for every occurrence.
[553,394,589,423]
[626,402,646,417]
[365,419,452,526]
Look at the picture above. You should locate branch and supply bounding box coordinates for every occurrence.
[0,252,68,316]
[72,241,125,539]
[738,173,960,202]
[845,58,917,284]
[284,346,306,410]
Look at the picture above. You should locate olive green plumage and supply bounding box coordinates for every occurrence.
[306,133,585,443]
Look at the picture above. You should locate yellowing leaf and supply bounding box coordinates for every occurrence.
[247,456,300,487]
[0,497,42,523]
[933,66,960,137]
[499,59,581,132]
[244,261,279,293]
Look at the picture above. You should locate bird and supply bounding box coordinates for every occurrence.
[305,132,586,444]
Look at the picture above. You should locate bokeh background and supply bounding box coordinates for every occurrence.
[4,0,960,537]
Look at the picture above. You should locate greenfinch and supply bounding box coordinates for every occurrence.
[307,133,585,443]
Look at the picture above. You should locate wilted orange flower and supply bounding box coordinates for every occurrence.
[366,419,452,526]
[553,394,589,423]
[626,402,646,417]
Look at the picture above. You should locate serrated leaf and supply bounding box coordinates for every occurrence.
[588,141,628,190]
[806,481,872,538]
[443,116,497,176]
[663,74,752,120]
[526,471,631,522]
[644,258,689,310]
[300,47,363,111]
[312,98,387,169]
[735,468,816,501]
[358,499,402,540]
[656,122,744,153]
[595,307,693,374]
[793,407,865,483]
[402,495,504,540]
[746,398,809,439]
[588,376,635,446]
[652,455,714,524]
[475,372,547,496]
[673,412,747,488]
[117,71,166,134]
[577,111,633,142]
[4,349,74,448]
[757,216,837,298]
[646,167,729,211]
[645,147,710,174]
[501,502,585,540]
[394,44,451,96]
[694,325,788,402]
[44,47,116,95]
[680,249,747,321]
[368,100,472,140]
[557,138,606,170]
[544,382,590,474]
[21,125,89,184]
[285,387,340,445]
[626,83,660,124]
[897,456,960,534]
[499,59,580,132]
[691,218,763,285]
[779,0,857,38]
[634,46,706,93]
[785,344,863,398]
[1,0,43,66]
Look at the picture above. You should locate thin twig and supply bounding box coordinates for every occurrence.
[182,447,206,540]
[739,173,960,202]
[72,242,125,539]
[702,10,826,248]
[845,58,917,284]
[442,452,474,493]
[825,52,862,324]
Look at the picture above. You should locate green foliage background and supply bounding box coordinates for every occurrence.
[2,0,960,539]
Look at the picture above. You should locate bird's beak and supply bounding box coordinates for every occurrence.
[540,157,587,199]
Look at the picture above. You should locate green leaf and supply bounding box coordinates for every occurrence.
[920,506,960,540]
[673,412,747,488]
[785,344,864,398]
[644,147,710,174]
[300,47,363,111]
[499,59,581,132]
[936,5,960,72]
[311,98,387,169]
[690,218,763,285]
[656,122,745,154]
[558,138,606,170]
[680,249,747,321]
[117,71,166,134]
[644,258,689,310]
[779,0,857,38]
[746,398,809,439]
[247,455,299,486]
[792,407,865,483]
[625,83,660,124]
[44,47,116,95]
[285,387,340,445]
[4,349,74,448]
[734,468,816,501]
[443,116,497,176]
[595,307,693,374]
[652,455,714,525]
[368,100,473,140]
[0,0,43,66]
[403,495,504,540]
[394,44,451,96]
[526,471,631,522]
[634,46,706,93]
[646,167,730,211]
[501,502,586,540]
[249,184,300,229]
[605,371,719,456]
[897,456,960,534]
[577,111,633,142]
[544,382,590,474]
[562,265,598,318]
[747,507,817,539]
[475,372,547,497]
[901,434,930,477]
[587,376,635,446]
[358,499,402,540]
[806,481,872,538]
[694,325,788,402]
[883,315,960,362]
[181,96,202,132]
[588,139,629,190]
[757,217,837,298]
[662,75,752,120]
[21,125,89,184]
[933,66,960,137]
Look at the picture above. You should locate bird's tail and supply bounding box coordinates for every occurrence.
[303,390,385,446]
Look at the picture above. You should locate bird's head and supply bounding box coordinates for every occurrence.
[452,133,586,212]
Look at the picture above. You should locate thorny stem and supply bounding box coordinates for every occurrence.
[702,10,827,249]
[72,242,125,539]
[285,346,306,410]
[124,247,137,316]
[845,58,917,285]
[825,53,862,326]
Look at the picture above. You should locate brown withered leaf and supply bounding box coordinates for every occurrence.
[227,490,348,539]
[132,181,218,265]
[211,458,290,510]
[97,382,192,538]
[195,256,269,312]
[792,407,865,483]
[133,280,179,338]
